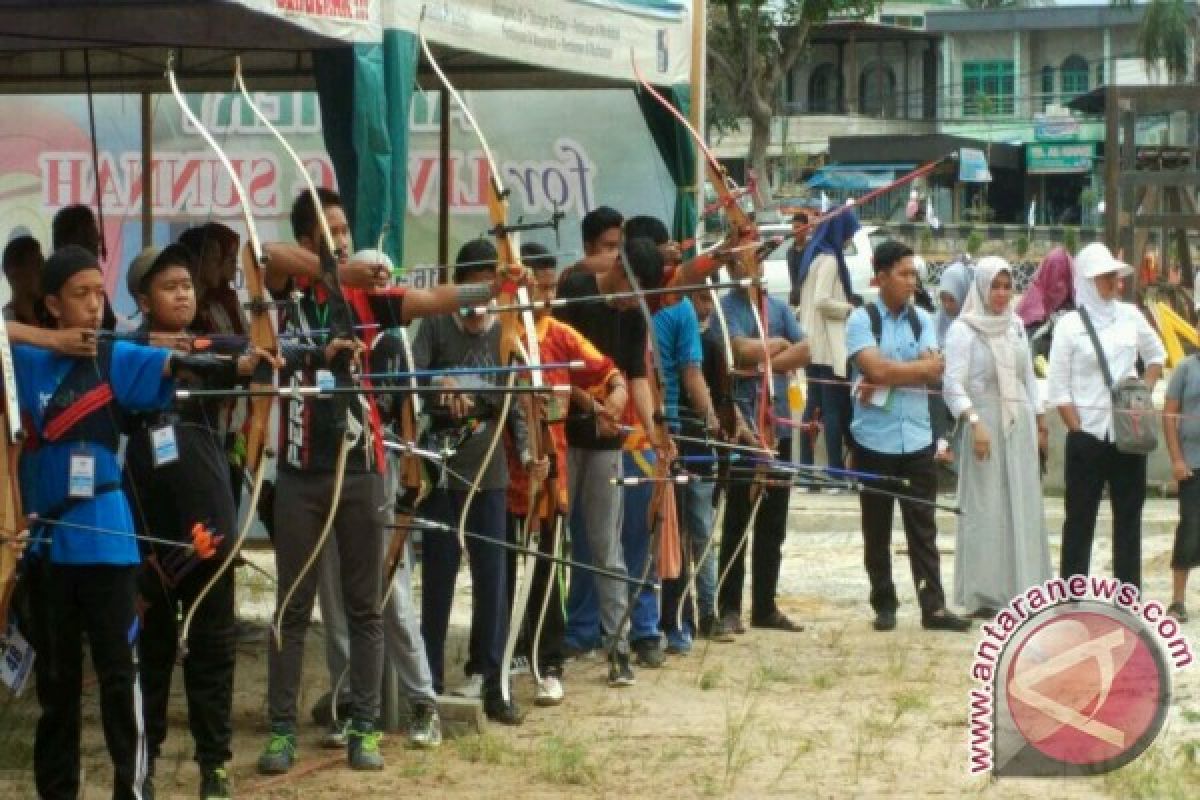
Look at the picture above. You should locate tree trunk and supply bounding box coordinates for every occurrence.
[748,109,772,208]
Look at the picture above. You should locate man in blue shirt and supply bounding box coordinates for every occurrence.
[845,240,970,633]
[13,246,180,800]
[718,248,810,634]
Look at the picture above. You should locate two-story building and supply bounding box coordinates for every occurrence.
[716,2,1199,226]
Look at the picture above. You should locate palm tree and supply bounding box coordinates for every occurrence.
[1115,0,1194,82]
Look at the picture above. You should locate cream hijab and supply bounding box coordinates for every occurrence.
[959,256,1022,432]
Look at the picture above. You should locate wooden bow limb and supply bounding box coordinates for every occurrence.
[165,55,281,653]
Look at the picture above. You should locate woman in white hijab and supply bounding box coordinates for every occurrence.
[1046,243,1166,589]
[945,257,1051,615]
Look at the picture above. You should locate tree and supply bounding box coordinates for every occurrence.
[707,0,877,203]
[1128,0,1193,82]
[1112,0,1193,82]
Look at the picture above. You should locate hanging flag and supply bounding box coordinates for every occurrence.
[926,197,940,231]
[1027,200,1037,229]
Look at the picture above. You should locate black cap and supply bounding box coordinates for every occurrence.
[42,244,100,296]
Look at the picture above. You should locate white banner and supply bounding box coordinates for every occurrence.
[231,0,382,43]
[389,0,693,86]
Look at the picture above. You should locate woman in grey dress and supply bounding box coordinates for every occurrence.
[944,257,1051,616]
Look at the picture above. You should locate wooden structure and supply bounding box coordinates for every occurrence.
[1082,85,1200,297]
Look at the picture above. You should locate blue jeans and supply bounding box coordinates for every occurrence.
[661,480,717,633]
[799,365,824,467]
[810,364,850,471]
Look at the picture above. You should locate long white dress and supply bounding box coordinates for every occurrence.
[944,318,1052,612]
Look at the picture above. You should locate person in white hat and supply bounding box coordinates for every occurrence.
[1046,242,1166,589]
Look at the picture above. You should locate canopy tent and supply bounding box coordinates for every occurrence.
[0,0,700,264]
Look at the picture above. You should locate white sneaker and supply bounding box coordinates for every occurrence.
[535,674,564,707]
[450,673,483,699]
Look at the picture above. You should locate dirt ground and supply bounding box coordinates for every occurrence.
[2,493,1198,799]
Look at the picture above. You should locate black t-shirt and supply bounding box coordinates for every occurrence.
[272,280,401,475]
[555,271,646,450]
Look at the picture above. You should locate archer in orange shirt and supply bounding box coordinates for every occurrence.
[505,242,626,707]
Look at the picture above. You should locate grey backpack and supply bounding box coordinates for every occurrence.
[1079,307,1158,455]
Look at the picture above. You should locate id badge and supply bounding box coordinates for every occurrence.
[151,425,180,467]
[68,451,95,498]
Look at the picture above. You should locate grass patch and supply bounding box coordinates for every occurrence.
[453,732,516,767]
[537,736,597,786]
[1101,741,1200,799]
[809,671,835,691]
[891,688,931,722]
[0,693,36,770]
[698,666,723,690]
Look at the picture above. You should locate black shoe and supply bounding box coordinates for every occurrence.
[607,651,635,687]
[873,611,897,632]
[751,610,805,632]
[199,765,230,800]
[631,637,666,668]
[698,614,735,642]
[969,607,997,620]
[922,609,972,633]
[1167,602,1189,623]
[720,610,746,635]
[483,683,523,726]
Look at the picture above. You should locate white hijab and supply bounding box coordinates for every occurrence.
[1073,252,1120,328]
[959,256,1022,432]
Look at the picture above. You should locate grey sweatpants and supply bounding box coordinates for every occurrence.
[320,530,436,707]
[566,447,629,650]
[267,470,385,726]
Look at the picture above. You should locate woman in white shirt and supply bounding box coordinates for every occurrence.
[1046,243,1166,589]
[945,258,1051,616]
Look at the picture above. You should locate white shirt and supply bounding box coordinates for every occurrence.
[796,253,852,376]
[1045,303,1166,440]
[943,317,1042,419]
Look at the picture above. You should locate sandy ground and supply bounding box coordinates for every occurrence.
[2,493,1198,799]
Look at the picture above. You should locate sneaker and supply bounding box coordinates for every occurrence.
[922,609,972,633]
[698,614,735,643]
[665,628,693,655]
[450,673,484,699]
[406,702,442,749]
[607,651,636,687]
[632,637,666,668]
[509,655,531,675]
[482,683,523,725]
[1167,602,1189,623]
[199,766,230,800]
[536,667,565,707]
[873,611,897,632]
[321,719,348,749]
[720,610,746,635]
[256,727,297,775]
[346,720,385,770]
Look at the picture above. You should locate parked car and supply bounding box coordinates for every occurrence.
[727,224,927,307]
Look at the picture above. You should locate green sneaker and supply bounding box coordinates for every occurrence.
[347,720,385,771]
[199,765,230,800]
[256,728,296,775]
